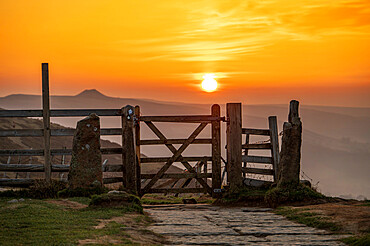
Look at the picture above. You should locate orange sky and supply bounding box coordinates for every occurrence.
[0,0,369,106]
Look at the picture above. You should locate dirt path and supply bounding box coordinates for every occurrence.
[146,204,347,245]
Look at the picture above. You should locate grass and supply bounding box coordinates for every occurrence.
[141,194,214,205]
[67,196,91,205]
[215,186,269,206]
[340,233,370,246]
[0,197,143,245]
[221,186,268,202]
[275,207,341,232]
[356,200,370,207]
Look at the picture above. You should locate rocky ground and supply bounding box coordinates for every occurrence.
[146,204,348,246]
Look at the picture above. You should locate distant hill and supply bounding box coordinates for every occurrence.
[0,90,369,198]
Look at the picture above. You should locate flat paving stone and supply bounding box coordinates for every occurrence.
[146,205,346,245]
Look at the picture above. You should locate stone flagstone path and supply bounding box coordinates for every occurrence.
[146,204,346,246]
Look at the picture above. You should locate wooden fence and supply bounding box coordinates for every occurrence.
[0,64,125,187]
[0,63,281,194]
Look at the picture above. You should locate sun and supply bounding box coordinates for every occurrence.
[201,74,218,92]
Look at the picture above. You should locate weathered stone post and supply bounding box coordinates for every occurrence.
[68,113,102,189]
[278,100,302,187]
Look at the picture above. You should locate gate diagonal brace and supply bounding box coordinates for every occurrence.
[144,122,212,194]
[142,122,211,194]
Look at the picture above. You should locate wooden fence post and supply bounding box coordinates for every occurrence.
[42,63,51,183]
[268,116,280,182]
[211,104,221,197]
[121,105,138,194]
[226,103,243,190]
[134,105,141,195]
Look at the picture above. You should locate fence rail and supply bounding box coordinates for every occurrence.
[0,128,122,137]
[0,148,123,156]
[0,109,121,118]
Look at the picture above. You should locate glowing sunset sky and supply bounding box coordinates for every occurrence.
[0,0,369,106]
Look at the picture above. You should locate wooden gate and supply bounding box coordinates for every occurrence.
[226,103,280,189]
[122,104,223,197]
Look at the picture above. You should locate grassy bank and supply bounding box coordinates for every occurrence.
[275,207,341,231]
[0,197,163,245]
[340,234,370,246]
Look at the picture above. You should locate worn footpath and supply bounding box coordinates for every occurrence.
[146,204,346,246]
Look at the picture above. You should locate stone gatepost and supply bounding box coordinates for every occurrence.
[278,100,302,187]
[68,113,102,189]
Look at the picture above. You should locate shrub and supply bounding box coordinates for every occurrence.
[265,183,325,208]
[219,186,270,204]
[0,180,67,199]
[57,185,108,198]
[28,179,67,199]
[89,192,143,213]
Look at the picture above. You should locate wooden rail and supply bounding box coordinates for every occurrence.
[0,128,122,137]
[140,115,224,123]
[0,163,137,173]
[242,128,270,136]
[0,148,123,156]
[242,155,273,164]
[139,138,212,145]
[0,109,121,118]
[242,143,272,149]
[0,177,126,187]
[141,173,211,179]
[147,188,207,194]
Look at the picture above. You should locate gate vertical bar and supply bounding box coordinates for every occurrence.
[42,63,51,182]
[268,116,280,182]
[122,105,138,194]
[226,103,243,189]
[243,133,250,178]
[134,105,141,195]
[211,104,221,197]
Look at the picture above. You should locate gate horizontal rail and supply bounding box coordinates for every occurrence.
[141,173,211,179]
[147,188,207,194]
[140,115,225,123]
[139,138,212,145]
[140,156,212,163]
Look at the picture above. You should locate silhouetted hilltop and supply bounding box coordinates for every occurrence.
[76,89,108,98]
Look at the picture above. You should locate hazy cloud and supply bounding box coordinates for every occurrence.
[117,0,370,63]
